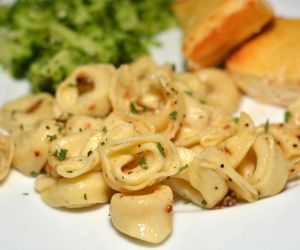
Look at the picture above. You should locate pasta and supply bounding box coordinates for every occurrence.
[0,57,297,244]
[100,134,180,192]
[0,134,14,181]
[110,185,173,243]
[35,172,112,208]
[109,63,185,139]
[0,93,54,133]
[55,64,116,118]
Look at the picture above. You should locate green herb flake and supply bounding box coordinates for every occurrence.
[284,111,292,123]
[201,199,207,207]
[169,111,178,121]
[233,117,239,124]
[47,134,57,142]
[102,126,107,134]
[179,164,189,173]
[67,170,73,173]
[30,171,38,177]
[183,199,191,204]
[264,119,269,133]
[170,87,178,94]
[140,157,148,170]
[87,150,92,157]
[20,124,24,130]
[84,193,87,200]
[55,124,63,134]
[100,141,105,146]
[11,110,17,119]
[184,91,193,97]
[157,143,166,158]
[200,100,206,105]
[22,192,29,196]
[52,148,68,161]
[129,102,138,114]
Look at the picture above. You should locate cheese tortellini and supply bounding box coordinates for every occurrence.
[100,134,180,192]
[110,185,173,244]
[0,57,295,245]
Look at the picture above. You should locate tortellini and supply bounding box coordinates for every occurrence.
[47,130,101,178]
[12,119,63,176]
[35,172,112,208]
[0,134,14,181]
[100,134,180,192]
[55,64,116,118]
[110,185,173,244]
[109,64,185,139]
[0,93,54,133]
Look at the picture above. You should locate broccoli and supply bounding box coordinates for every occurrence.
[0,0,176,93]
[0,5,10,26]
[28,49,86,93]
[0,29,36,78]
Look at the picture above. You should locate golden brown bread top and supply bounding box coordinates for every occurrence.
[173,0,274,69]
[226,18,300,82]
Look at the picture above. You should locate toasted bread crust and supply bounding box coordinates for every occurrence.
[227,18,300,107]
[173,0,273,69]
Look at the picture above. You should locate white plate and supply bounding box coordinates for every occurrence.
[1,1,300,249]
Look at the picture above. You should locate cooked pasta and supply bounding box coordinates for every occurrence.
[0,93,54,133]
[55,64,116,118]
[99,134,180,192]
[110,185,173,244]
[0,57,297,244]
[35,171,112,208]
[0,134,14,181]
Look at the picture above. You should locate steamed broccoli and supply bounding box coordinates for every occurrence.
[0,0,175,93]
[0,29,35,78]
[28,49,86,93]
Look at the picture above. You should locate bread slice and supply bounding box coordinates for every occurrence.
[173,0,273,70]
[226,18,300,107]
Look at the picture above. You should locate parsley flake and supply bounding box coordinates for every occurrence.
[264,120,269,133]
[179,164,189,172]
[184,91,193,97]
[11,110,17,119]
[30,171,38,177]
[47,134,57,142]
[102,126,107,134]
[233,117,239,124]
[284,111,292,123]
[157,143,166,158]
[129,102,138,114]
[52,148,68,161]
[84,193,87,200]
[201,200,207,206]
[140,157,148,170]
[169,111,178,121]
[170,87,178,94]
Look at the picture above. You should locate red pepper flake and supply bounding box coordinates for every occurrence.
[123,90,132,99]
[34,150,41,157]
[122,166,132,174]
[223,124,231,130]
[88,103,96,110]
[84,123,91,129]
[44,163,52,174]
[165,203,173,213]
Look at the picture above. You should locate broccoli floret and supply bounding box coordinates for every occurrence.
[0,0,176,93]
[0,29,35,78]
[10,0,52,32]
[0,5,10,26]
[50,22,117,63]
[28,49,86,93]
